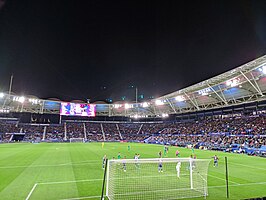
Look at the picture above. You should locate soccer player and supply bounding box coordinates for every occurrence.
[191,146,195,154]
[127,145,131,151]
[102,155,107,169]
[212,155,219,167]
[187,155,193,170]
[102,142,104,148]
[175,149,180,157]
[158,158,163,173]
[176,161,181,178]
[122,156,127,172]
[118,152,121,159]
[164,145,167,156]
[134,153,138,168]
[158,150,162,158]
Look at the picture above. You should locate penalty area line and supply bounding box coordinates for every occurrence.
[38,178,103,185]
[60,182,266,200]
[60,195,102,200]
[25,183,38,200]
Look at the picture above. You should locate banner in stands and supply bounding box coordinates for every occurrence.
[60,103,96,117]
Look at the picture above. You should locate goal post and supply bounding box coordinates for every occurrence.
[69,138,85,143]
[106,158,211,200]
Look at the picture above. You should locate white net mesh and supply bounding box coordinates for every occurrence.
[106,158,210,200]
[69,138,85,143]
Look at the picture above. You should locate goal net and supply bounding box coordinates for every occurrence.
[69,138,85,143]
[106,158,210,200]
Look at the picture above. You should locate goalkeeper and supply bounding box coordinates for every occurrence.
[176,161,181,178]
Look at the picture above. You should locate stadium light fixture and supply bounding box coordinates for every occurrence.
[226,79,239,87]
[260,65,266,74]
[124,103,129,109]
[0,93,4,98]
[113,104,122,109]
[155,99,164,105]
[0,108,9,113]
[125,103,133,109]
[18,96,25,103]
[198,88,211,96]
[162,113,169,118]
[29,98,40,104]
[133,114,139,119]
[142,102,149,108]
[175,96,185,102]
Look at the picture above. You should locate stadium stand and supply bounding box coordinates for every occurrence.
[0,114,265,157]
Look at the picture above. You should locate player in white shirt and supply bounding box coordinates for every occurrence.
[176,161,181,178]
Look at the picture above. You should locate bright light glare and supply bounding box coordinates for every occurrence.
[226,79,239,87]
[113,104,121,109]
[29,98,40,104]
[162,113,169,118]
[0,93,4,98]
[142,102,149,107]
[18,96,25,103]
[175,96,185,102]
[261,66,266,74]
[125,103,133,109]
[155,99,164,105]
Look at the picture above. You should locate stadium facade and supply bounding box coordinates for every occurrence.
[0,55,266,119]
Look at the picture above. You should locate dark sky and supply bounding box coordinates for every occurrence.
[0,0,265,102]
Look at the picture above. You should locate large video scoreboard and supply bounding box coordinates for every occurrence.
[60,103,96,117]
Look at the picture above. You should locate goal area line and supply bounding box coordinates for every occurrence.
[25,179,266,200]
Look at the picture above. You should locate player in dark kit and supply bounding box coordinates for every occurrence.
[212,155,219,167]
[158,158,163,172]
[122,156,127,172]
[102,155,107,169]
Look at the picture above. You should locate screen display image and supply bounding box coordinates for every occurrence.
[60,103,96,117]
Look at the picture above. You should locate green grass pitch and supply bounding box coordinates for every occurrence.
[0,142,265,200]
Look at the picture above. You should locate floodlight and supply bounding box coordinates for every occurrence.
[226,79,239,87]
[162,113,169,118]
[0,93,4,98]
[113,104,121,109]
[175,96,185,102]
[226,80,232,86]
[155,99,164,105]
[18,96,25,103]
[261,66,266,74]
[125,103,131,109]
[133,114,139,119]
[142,102,149,107]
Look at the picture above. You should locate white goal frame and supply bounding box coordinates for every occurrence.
[69,138,85,143]
[106,158,211,200]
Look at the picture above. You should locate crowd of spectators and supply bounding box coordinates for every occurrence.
[0,115,265,155]
[85,123,103,141]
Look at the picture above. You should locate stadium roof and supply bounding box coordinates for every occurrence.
[1,55,266,118]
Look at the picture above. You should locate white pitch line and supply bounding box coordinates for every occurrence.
[60,182,266,200]
[38,179,103,185]
[0,162,101,169]
[61,195,101,200]
[208,174,240,185]
[209,181,266,189]
[25,183,38,200]
[229,162,266,171]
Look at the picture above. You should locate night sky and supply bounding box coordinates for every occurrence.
[0,0,265,102]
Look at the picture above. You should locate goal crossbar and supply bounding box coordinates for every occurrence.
[106,158,211,200]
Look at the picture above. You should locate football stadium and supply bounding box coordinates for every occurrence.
[0,55,266,200]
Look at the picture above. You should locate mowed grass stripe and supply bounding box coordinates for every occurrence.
[0,142,266,200]
[27,144,80,200]
[0,144,77,200]
[0,144,47,196]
